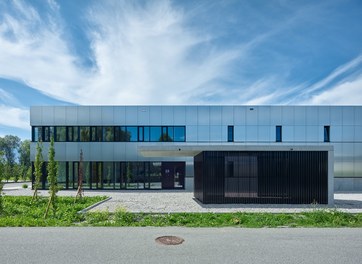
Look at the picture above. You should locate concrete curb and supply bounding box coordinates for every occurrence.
[77,197,112,214]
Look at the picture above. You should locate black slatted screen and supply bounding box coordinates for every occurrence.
[194,151,328,204]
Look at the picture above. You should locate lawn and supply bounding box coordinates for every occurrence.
[1,195,362,227]
[84,209,362,228]
[0,196,106,227]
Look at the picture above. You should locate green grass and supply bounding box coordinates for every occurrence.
[0,196,107,227]
[1,196,362,227]
[83,209,362,228]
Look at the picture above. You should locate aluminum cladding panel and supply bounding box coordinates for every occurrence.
[234,106,246,125]
[331,107,343,125]
[54,106,66,125]
[186,106,198,125]
[137,106,150,125]
[125,106,138,125]
[113,106,126,125]
[209,107,222,125]
[197,106,210,125]
[173,106,186,125]
[89,106,102,125]
[257,106,271,125]
[101,107,114,125]
[77,106,90,125]
[30,106,42,125]
[282,106,294,125]
[162,106,174,125]
[294,107,307,125]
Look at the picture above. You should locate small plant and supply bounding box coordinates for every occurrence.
[32,141,43,202]
[44,137,58,218]
[22,184,28,189]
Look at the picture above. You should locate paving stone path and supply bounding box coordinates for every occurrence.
[3,182,362,213]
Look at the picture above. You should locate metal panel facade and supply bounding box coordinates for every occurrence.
[30,105,362,192]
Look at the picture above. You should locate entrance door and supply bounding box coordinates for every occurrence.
[161,162,185,189]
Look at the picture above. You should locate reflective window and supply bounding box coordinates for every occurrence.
[168,127,174,141]
[276,126,282,142]
[44,126,54,142]
[126,126,138,142]
[55,127,66,142]
[174,126,185,142]
[57,162,67,188]
[33,127,42,142]
[103,127,114,142]
[72,126,79,142]
[144,127,150,142]
[324,126,330,142]
[31,125,186,142]
[228,126,234,142]
[91,127,97,141]
[80,127,90,142]
[114,126,128,141]
[138,127,144,142]
[91,126,102,142]
[67,127,73,141]
[103,162,114,189]
[161,126,172,142]
[150,127,162,142]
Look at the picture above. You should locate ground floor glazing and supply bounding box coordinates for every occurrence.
[32,161,185,190]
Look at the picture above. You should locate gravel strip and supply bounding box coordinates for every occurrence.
[3,183,362,213]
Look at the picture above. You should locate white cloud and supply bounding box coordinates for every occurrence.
[305,74,362,105]
[82,0,240,105]
[0,104,29,130]
[0,88,19,105]
[0,0,361,108]
[0,0,241,105]
[0,0,86,102]
[300,54,362,97]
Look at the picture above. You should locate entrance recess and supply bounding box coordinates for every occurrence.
[161,162,185,189]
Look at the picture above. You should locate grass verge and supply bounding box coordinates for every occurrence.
[83,209,362,227]
[0,196,107,227]
[1,196,361,227]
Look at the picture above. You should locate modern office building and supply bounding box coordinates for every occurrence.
[30,105,362,205]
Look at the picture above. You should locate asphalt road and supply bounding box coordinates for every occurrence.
[1,227,361,264]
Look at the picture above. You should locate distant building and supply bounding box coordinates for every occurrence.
[30,105,362,205]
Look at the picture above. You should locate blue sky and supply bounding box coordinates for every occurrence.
[1,0,362,139]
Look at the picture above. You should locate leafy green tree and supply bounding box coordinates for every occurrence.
[0,135,20,166]
[32,141,43,202]
[19,140,31,168]
[44,137,58,218]
[4,163,12,182]
[0,151,4,212]
[26,166,32,181]
[12,164,21,183]
[75,149,84,200]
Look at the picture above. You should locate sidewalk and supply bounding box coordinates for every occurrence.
[2,182,362,213]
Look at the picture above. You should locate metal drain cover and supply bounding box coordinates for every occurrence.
[155,236,184,245]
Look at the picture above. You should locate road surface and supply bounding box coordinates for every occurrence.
[1,227,361,264]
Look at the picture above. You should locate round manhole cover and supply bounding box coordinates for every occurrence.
[155,236,184,245]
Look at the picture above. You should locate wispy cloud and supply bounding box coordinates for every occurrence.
[0,0,241,105]
[0,104,29,129]
[0,0,361,112]
[300,54,362,97]
[83,0,241,104]
[305,74,362,105]
[0,0,86,102]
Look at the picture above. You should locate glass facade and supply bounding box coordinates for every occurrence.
[276,126,282,142]
[227,126,234,142]
[324,126,330,142]
[32,125,186,142]
[32,161,185,190]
